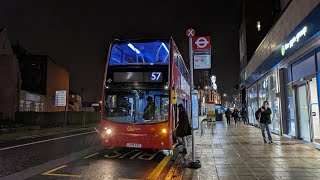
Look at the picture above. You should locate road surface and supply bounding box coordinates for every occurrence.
[0,128,175,180]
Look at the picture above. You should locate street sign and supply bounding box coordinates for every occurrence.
[193,36,211,69]
[194,52,211,69]
[186,28,195,38]
[55,90,67,106]
[193,36,210,50]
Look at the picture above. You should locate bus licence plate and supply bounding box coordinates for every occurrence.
[126,143,142,148]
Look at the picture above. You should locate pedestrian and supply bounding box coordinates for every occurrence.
[175,103,192,154]
[225,108,232,125]
[255,101,273,144]
[241,107,248,124]
[232,108,240,125]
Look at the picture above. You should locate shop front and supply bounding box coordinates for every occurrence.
[247,85,258,126]
[245,4,320,141]
[282,49,320,142]
[247,71,280,134]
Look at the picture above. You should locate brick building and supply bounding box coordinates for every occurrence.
[0,28,20,120]
[13,45,70,112]
[0,28,70,122]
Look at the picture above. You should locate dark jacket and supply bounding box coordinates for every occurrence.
[176,108,191,137]
[225,109,232,119]
[143,101,155,120]
[232,109,239,119]
[241,108,247,116]
[255,107,272,124]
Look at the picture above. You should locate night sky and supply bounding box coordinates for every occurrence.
[0,0,240,102]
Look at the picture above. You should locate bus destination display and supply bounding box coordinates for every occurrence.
[114,72,163,83]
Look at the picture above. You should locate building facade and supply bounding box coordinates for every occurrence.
[239,0,291,104]
[16,54,70,112]
[0,28,20,120]
[243,0,320,146]
[0,41,71,114]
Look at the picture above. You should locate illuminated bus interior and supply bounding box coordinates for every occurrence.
[109,40,170,65]
[104,90,169,124]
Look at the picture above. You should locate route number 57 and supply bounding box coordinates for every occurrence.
[151,72,161,81]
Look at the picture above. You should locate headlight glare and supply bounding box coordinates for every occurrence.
[162,128,167,134]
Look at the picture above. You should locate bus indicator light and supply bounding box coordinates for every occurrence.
[162,128,167,134]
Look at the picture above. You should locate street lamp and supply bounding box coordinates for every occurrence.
[223,93,227,97]
[257,21,261,31]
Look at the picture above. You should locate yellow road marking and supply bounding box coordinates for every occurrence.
[147,150,175,180]
[41,165,81,178]
[129,151,143,159]
[138,151,159,160]
[84,152,99,159]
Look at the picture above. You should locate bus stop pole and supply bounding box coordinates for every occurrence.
[64,105,67,128]
[188,36,201,169]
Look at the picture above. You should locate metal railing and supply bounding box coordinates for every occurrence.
[200,118,214,136]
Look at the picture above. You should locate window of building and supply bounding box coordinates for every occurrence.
[20,100,24,111]
[25,101,31,111]
[257,73,280,134]
[35,103,40,112]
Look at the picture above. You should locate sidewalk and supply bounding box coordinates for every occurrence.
[182,118,320,180]
[0,124,99,143]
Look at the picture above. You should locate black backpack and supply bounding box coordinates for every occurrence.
[255,110,260,120]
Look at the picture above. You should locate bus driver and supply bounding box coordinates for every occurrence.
[143,96,155,120]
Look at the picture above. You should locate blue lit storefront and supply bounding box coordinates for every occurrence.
[246,4,320,142]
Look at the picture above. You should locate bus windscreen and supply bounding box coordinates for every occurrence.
[103,90,169,124]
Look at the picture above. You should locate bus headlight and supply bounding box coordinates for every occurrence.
[106,129,112,135]
[162,128,167,134]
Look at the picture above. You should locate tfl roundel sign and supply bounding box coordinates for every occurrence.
[193,36,210,50]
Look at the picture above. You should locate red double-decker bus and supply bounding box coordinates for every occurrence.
[101,38,191,150]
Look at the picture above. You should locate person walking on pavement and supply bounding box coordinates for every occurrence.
[241,107,248,125]
[225,108,232,125]
[176,103,192,154]
[232,108,240,125]
[255,101,273,144]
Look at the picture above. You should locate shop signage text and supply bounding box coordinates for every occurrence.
[281,26,307,56]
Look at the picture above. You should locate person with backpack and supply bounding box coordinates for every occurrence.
[255,101,273,144]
